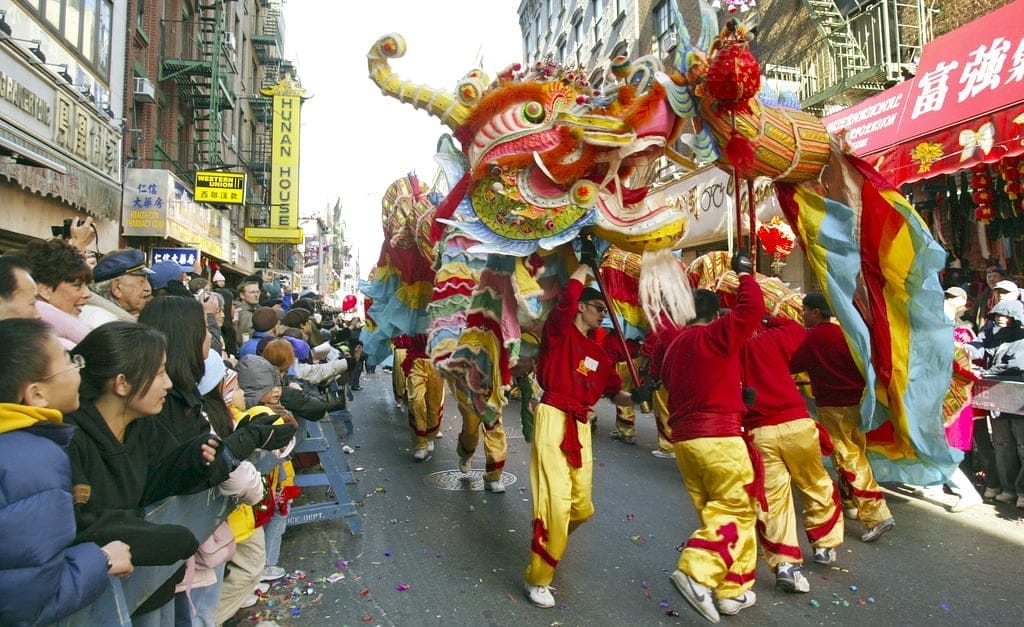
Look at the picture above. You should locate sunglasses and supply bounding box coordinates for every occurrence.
[584,302,608,315]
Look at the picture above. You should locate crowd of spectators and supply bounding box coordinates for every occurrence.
[0,224,362,625]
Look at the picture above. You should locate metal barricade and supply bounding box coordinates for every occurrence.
[288,417,362,533]
[58,489,231,626]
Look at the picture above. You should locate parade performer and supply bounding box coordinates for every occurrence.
[523,259,635,609]
[741,315,844,592]
[658,254,764,623]
[396,333,444,461]
[790,292,895,542]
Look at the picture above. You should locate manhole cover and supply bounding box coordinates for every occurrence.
[423,469,518,491]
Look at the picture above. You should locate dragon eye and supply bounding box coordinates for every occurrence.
[522,101,546,124]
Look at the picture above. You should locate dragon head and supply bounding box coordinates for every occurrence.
[368,34,690,256]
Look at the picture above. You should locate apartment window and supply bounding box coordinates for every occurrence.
[573,16,583,45]
[26,0,113,78]
[654,0,673,51]
[547,0,559,18]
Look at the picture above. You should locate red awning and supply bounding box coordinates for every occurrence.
[823,0,1024,186]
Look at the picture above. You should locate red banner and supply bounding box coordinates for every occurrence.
[824,0,1024,185]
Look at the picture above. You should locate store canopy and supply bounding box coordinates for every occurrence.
[823,0,1024,187]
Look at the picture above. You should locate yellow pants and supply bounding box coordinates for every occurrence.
[454,385,508,481]
[406,357,444,450]
[614,361,637,437]
[748,418,844,568]
[524,403,595,587]
[653,386,673,453]
[817,406,892,526]
[392,347,408,404]
[674,437,757,599]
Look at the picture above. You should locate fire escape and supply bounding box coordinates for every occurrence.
[158,2,239,175]
[245,0,287,229]
[764,0,928,113]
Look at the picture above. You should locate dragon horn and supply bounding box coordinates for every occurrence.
[367,34,471,129]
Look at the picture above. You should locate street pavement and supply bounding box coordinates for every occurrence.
[236,369,1024,626]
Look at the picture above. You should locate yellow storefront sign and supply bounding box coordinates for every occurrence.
[195,171,246,205]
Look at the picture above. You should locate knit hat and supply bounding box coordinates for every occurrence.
[252,307,279,333]
[237,355,282,408]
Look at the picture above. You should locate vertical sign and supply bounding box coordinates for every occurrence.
[245,76,308,243]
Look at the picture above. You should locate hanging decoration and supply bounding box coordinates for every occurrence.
[971,164,995,224]
[756,216,796,276]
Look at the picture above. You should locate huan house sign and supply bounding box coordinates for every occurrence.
[244,76,308,244]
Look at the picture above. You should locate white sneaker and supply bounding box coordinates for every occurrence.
[254,582,270,594]
[812,547,837,565]
[484,479,506,493]
[260,565,286,581]
[843,506,859,520]
[524,582,554,608]
[651,449,676,459]
[412,448,429,461]
[775,562,810,593]
[459,456,472,474]
[239,594,259,608]
[669,569,720,623]
[428,441,435,452]
[716,590,756,615]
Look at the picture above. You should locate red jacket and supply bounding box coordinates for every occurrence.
[789,321,865,407]
[536,279,621,407]
[741,316,810,429]
[660,274,765,441]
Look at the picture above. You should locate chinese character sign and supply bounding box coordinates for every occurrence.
[152,248,199,271]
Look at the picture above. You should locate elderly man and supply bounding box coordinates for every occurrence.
[79,249,154,326]
[0,255,40,320]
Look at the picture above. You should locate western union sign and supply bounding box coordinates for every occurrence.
[245,75,308,244]
[195,171,246,205]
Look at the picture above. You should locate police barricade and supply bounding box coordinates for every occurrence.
[971,377,1024,414]
[288,417,362,533]
[58,489,232,626]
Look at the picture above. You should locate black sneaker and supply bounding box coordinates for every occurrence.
[860,517,895,542]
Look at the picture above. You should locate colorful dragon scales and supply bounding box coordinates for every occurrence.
[363,0,956,483]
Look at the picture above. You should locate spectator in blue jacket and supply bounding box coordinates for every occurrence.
[0,318,133,625]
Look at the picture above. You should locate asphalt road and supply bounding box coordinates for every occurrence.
[234,369,1024,626]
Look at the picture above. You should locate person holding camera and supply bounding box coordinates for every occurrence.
[655,254,765,623]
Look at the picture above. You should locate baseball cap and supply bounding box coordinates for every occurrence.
[149,260,193,291]
[994,279,1019,295]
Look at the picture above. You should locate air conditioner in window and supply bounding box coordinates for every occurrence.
[133,77,156,103]
[224,32,237,52]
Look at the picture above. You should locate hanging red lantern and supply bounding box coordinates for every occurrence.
[976,205,996,222]
[705,20,761,117]
[756,217,797,257]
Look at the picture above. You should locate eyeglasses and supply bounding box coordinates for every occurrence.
[40,353,86,381]
[584,302,608,315]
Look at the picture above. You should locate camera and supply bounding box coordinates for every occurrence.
[50,218,84,239]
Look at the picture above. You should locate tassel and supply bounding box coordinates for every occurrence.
[725,129,756,179]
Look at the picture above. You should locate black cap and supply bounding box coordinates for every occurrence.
[93,248,154,283]
[580,286,604,303]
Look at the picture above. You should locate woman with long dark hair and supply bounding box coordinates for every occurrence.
[66,321,293,623]
[138,296,213,442]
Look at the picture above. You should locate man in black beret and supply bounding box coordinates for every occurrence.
[80,248,154,327]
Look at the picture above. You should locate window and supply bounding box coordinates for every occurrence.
[574,17,583,46]
[654,1,670,38]
[26,0,113,78]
